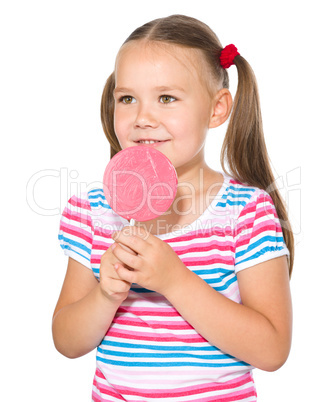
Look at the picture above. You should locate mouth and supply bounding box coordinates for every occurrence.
[135,140,169,145]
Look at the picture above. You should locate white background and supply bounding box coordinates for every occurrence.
[1,0,326,400]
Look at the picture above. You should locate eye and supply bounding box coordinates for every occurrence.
[119,96,135,104]
[160,95,176,104]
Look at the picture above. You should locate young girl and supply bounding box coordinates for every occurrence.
[53,14,293,401]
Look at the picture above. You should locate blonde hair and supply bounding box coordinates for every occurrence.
[101,14,294,276]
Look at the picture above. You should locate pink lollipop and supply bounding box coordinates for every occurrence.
[103,146,178,223]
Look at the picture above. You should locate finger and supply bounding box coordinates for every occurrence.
[119,243,138,255]
[110,276,132,290]
[112,229,149,255]
[100,244,132,279]
[115,263,137,284]
[112,243,142,270]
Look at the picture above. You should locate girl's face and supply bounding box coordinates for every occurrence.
[113,41,215,172]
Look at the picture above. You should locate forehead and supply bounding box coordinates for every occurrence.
[115,40,208,88]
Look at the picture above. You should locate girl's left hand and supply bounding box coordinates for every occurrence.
[111,226,187,296]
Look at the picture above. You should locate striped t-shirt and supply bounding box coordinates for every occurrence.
[58,173,289,401]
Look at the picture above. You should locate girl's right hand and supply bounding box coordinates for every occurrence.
[99,242,134,304]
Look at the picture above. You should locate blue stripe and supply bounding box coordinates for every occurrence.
[216,199,247,208]
[89,200,111,209]
[92,268,100,276]
[131,286,154,293]
[228,185,256,193]
[224,190,253,200]
[98,347,233,360]
[59,244,90,263]
[236,235,284,259]
[96,356,249,367]
[214,276,237,291]
[87,189,110,208]
[204,275,237,291]
[88,193,106,201]
[58,234,91,255]
[88,188,104,195]
[236,246,286,266]
[193,268,232,276]
[100,340,220,353]
[216,185,256,207]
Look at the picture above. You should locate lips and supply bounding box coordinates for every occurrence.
[138,140,161,144]
[135,139,169,145]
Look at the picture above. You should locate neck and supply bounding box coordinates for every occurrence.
[134,153,224,235]
[159,152,223,226]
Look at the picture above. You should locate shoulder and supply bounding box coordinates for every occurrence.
[61,188,118,231]
[225,179,288,270]
[65,188,111,213]
[86,188,110,211]
[216,174,273,218]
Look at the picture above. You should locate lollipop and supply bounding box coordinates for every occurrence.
[103,146,178,225]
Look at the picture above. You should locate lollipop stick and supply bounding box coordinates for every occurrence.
[130,218,135,226]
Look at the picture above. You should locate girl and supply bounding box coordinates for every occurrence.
[53,14,293,401]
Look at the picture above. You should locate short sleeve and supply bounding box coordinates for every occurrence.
[234,189,289,273]
[58,194,94,269]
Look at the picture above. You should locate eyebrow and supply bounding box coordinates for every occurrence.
[113,87,131,96]
[154,86,186,93]
[113,85,186,95]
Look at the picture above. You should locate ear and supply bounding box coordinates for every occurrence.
[208,89,233,129]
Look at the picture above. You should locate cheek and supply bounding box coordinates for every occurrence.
[165,108,191,134]
[113,108,129,140]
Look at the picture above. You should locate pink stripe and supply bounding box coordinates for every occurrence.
[95,224,124,237]
[199,390,257,402]
[237,220,279,239]
[91,256,102,264]
[93,374,126,401]
[174,240,235,254]
[118,306,180,316]
[250,205,278,222]
[62,208,93,228]
[167,227,233,244]
[105,328,207,343]
[91,256,101,265]
[114,373,252,395]
[112,316,194,330]
[93,240,113,250]
[221,282,240,299]
[102,371,227,386]
[60,222,93,243]
[237,194,276,221]
[69,195,92,210]
[100,368,249,382]
[103,373,255,399]
[236,223,281,248]
[182,255,234,266]
[92,245,236,267]
[230,179,242,185]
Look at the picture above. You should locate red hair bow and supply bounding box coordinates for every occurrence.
[219,44,240,69]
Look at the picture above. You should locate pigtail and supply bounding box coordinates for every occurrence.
[101,72,122,158]
[221,55,294,276]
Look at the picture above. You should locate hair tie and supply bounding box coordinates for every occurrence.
[219,44,240,69]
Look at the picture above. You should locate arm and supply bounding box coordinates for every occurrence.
[111,228,292,372]
[164,255,292,371]
[52,246,132,358]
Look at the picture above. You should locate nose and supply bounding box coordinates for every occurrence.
[134,103,159,129]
